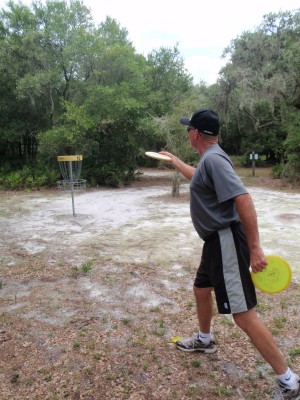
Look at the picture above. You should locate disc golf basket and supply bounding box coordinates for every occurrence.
[57,155,87,216]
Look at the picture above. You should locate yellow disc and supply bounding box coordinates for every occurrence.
[251,255,292,294]
[171,336,183,343]
[57,155,83,162]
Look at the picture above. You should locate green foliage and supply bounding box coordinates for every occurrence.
[71,260,93,278]
[1,2,300,186]
[283,109,300,179]
[146,45,193,116]
[272,163,285,178]
[289,347,300,360]
[0,164,59,190]
[81,260,93,274]
[216,9,300,180]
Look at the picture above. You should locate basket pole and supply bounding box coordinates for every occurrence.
[68,161,76,216]
[57,155,86,217]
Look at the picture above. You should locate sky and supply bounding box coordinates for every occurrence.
[0,0,300,84]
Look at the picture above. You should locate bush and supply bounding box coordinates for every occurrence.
[87,163,135,187]
[272,163,284,179]
[282,155,300,181]
[0,165,59,190]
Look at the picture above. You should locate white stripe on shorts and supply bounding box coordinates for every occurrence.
[218,227,248,313]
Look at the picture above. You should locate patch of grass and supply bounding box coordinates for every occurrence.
[143,361,149,370]
[289,347,300,360]
[160,366,172,376]
[10,373,19,384]
[101,314,108,324]
[186,384,204,396]
[256,301,267,312]
[273,316,287,329]
[153,328,166,337]
[81,260,92,274]
[0,280,2,289]
[93,352,102,360]
[191,359,201,368]
[271,329,281,336]
[150,306,161,312]
[280,299,287,311]
[121,382,133,394]
[213,384,234,397]
[230,331,241,339]
[158,320,165,328]
[38,368,52,382]
[70,260,93,278]
[121,318,131,326]
[72,341,80,349]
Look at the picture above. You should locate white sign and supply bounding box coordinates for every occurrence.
[250,153,258,160]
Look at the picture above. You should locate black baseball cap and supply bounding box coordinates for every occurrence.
[180,108,220,136]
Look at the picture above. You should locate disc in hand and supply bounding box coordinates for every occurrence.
[251,255,292,294]
[145,151,171,161]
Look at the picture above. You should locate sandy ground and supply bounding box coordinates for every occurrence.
[0,168,300,400]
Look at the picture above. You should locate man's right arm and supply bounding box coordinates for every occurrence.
[159,152,196,181]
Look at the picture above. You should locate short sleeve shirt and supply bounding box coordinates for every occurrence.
[190,144,248,239]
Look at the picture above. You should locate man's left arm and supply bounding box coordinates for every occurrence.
[234,193,268,273]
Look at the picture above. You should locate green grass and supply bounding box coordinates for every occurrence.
[289,347,300,360]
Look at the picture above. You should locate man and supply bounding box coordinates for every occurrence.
[160,108,299,399]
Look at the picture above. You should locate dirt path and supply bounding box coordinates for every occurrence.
[0,168,299,399]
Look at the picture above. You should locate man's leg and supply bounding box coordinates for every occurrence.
[193,286,214,333]
[233,308,287,375]
[176,286,216,353]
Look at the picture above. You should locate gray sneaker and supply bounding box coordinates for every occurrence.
[176,333,216,353]
[270,378,300,399]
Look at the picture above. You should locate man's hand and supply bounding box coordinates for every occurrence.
[250,246,268,273]
[234,194,268,273]
[159,151,175,163]
[158,151,196,181]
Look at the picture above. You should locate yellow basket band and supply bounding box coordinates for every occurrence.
[57,155,83,162]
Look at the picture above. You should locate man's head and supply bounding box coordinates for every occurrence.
[180,109,220,136]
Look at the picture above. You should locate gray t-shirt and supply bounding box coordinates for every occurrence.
[190,144,248,239]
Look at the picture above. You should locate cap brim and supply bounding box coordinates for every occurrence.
[180,117,190,126]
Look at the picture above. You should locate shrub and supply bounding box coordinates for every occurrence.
[272,163,284,179]
[0,165,59,190]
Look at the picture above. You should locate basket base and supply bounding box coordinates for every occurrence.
[57,179,87,192]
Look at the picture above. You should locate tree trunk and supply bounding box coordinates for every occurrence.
[172,170,181,197]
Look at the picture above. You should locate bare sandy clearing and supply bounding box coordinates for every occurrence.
[0,168,299,400]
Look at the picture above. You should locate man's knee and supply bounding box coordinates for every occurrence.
[193,285,213,301]
[233,308,257,331]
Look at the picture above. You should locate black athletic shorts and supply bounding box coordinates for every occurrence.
[194,222,257,315]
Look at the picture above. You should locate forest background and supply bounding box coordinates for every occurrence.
[1,0,300,189]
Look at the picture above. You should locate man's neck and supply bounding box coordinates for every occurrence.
[198,138,218,155]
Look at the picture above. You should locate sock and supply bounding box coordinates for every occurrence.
[277,368,299,389]
[197,331,212,345]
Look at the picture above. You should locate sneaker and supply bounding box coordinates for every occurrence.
[176,333,217,353]
[270,378,300,399]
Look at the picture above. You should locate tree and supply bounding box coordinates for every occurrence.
[0,0,95,164]
[0,1,152,186]
[146,45,193,116]
[216,9,300,173]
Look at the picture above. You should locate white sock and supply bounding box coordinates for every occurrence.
[277,368,299,388]
[198,331,212,345]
